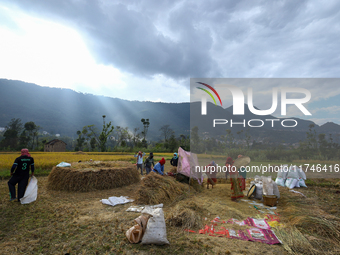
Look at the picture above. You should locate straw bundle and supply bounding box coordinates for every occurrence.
[134,172,189,205]
[47,161,140,192]
[166,201,206,230]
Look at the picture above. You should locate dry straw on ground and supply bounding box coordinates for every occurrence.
[134,172,190,205]
[47,161,140,192]
[166,200,206,230]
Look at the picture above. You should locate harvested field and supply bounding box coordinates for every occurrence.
[47,161,140,192]
[1,173,340,254]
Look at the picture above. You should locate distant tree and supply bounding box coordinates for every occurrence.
[75,130,86,151]
[140,118,150,148]
[306,124,318,150]
[178,134,190,151]
[167,134,178,152]
[24,121,40,150]
[225,129,235,148]
[99,115,114,152]
[1,118,23,150]
[159,125,174,145]
[191,126,201,153]
[131,127,141,147]
[141,118,150,141]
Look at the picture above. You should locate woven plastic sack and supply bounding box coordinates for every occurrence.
[285,178,299,189]
[277,165,289,179]
[298,178,307,188]
[297,167,307,180]
[254,183,263,200]
[272,182,280,199]
[287,166,300,179]
[262,176,274,196]
[20,176,38,204]
[275,177,285,187]
[141,208,169,245]
[56,162,71,167]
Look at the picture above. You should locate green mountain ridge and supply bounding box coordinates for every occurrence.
[0,79,190,140]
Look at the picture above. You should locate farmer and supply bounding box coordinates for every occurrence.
[226,156,244,201]
[134,151,145,175]
[144,152,155,174]
[152,158,166,175]
[206,161,217,189]
[170,152,178,167]
[8,149,35,202]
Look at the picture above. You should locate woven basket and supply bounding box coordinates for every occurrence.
[263,195,277,207]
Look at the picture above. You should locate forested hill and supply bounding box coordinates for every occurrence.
[0,79,190,139]
[1,79,340,142]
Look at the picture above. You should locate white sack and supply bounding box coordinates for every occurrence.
[272,182,280,199]
[262,176,274,196]
[56,162,71,167]
[298,178,308,188]
[297,167,307,180]
[287,166,300,179]
[275,178,286,187]
[277,164,289,179]
[141,207,169,245]
[254,183,263,200]
[285,178,299,189]
[20,176,38,204]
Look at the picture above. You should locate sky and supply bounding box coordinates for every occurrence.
[0,0,340,124]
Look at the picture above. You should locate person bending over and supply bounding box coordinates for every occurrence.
[152,158,166,175]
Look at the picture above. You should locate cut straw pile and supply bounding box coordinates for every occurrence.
[166,200,206,230]
[47,161,140,192]
[134,172,189,205]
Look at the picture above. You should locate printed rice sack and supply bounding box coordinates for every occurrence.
[285,178,299,189]
[298,178,307,188]
[275,178,285,187]
[287,166,300,179]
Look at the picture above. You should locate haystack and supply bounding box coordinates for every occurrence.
[47,161,140,192]
[166,200,206,230]
[134,172,189,205]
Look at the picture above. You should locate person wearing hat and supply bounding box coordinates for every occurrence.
[226,156,244,201]
[152,158,166,175]
[8,149,35,202]
[144,152,155,175]
[170,152,178,167]
[134,151,146,175]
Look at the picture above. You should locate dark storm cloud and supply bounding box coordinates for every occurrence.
[1,0,340,80]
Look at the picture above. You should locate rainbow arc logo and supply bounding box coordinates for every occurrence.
[196,82,223,107]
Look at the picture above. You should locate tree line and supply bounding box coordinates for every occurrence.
[0,116,190,152]
[190,124,340,160]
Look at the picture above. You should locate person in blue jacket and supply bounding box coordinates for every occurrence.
[152,158,166,175]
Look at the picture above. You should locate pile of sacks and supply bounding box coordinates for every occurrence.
[275,165,307,188]
[250,176,280,200]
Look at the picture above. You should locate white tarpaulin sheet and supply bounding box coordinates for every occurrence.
[177,147,203,184]
[100,196,134,206]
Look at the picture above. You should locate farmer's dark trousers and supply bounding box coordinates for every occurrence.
[145,166,151,175]
[8,175,29,201]
[137,164,143,175]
